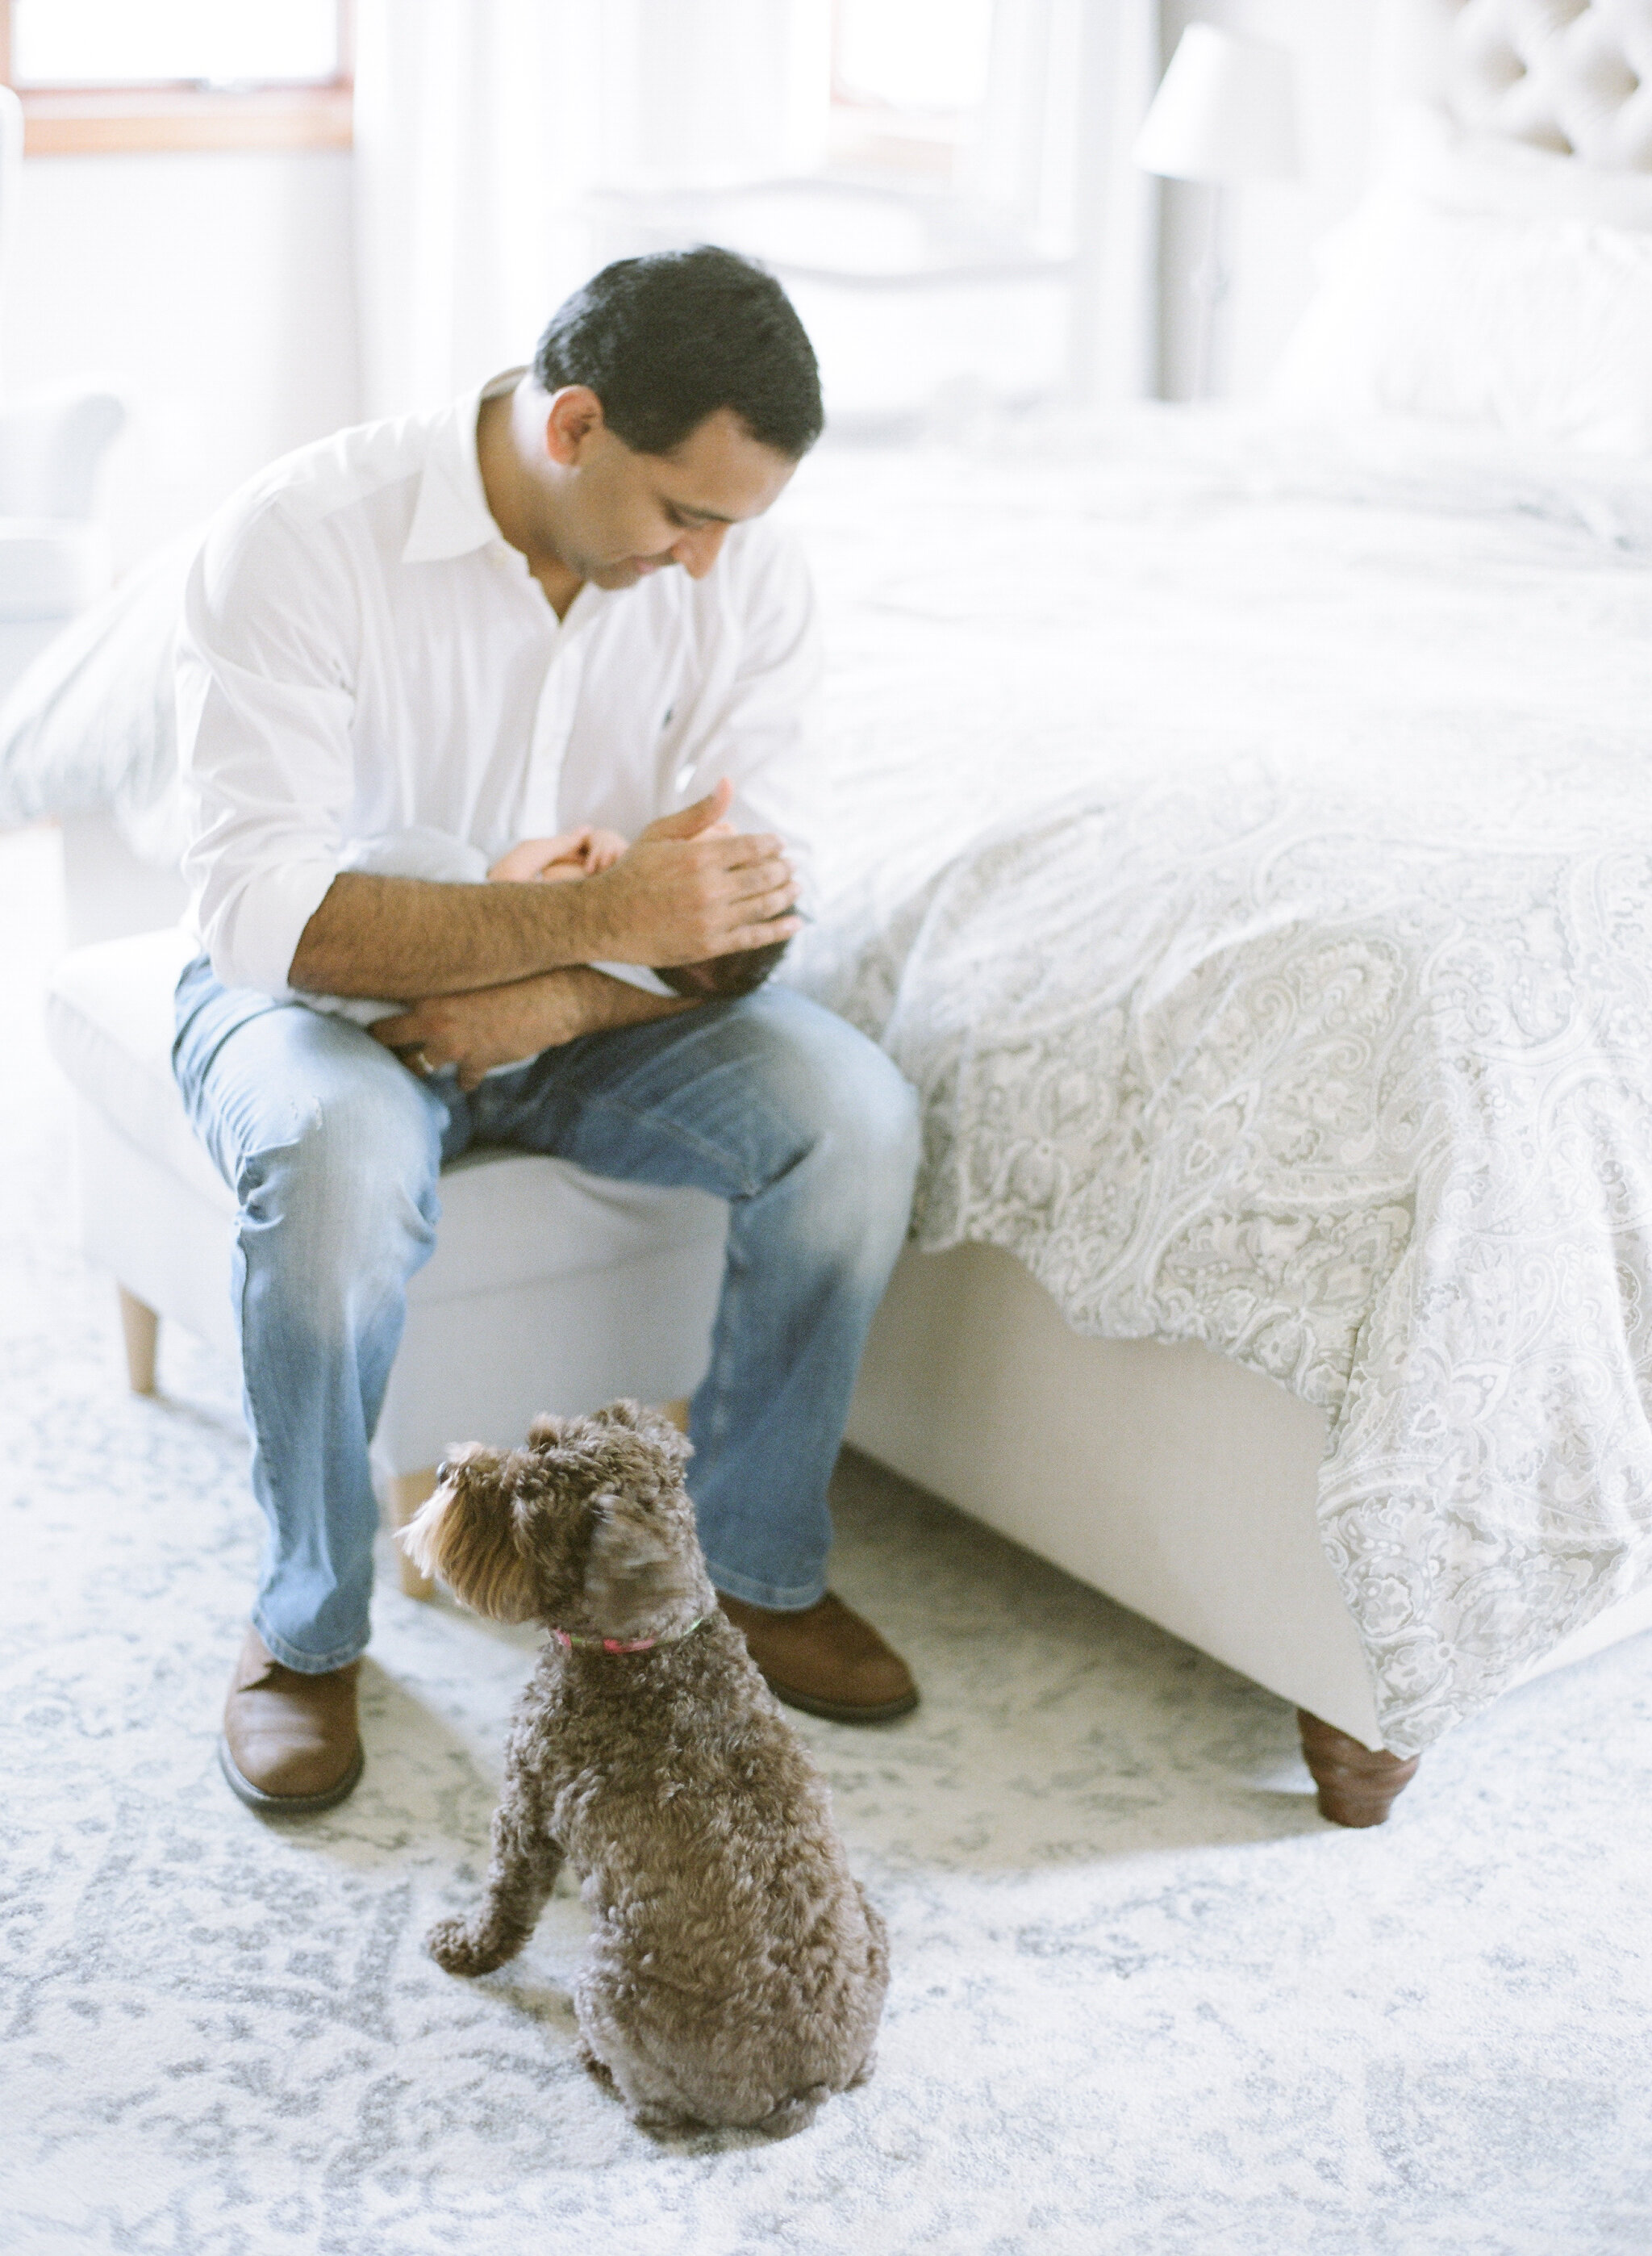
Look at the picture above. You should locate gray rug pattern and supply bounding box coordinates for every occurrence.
[3,829,1650,2256]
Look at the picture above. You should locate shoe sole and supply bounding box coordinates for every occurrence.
[759,1676,920,1727]
[218,1735,365,1816]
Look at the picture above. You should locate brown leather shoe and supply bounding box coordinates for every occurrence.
[219,1626,364,1815]
[717,1591,919,1724]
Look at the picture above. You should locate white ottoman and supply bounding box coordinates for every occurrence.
[44,926,729,1590]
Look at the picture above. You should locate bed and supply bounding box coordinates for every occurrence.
[779,0,1652,1807]
[19,0,1652,1823]
[783,404,1652,1802]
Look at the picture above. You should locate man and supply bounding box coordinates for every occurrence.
[174,248,922,1815]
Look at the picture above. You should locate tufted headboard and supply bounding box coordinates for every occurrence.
[1404,0,1652,167]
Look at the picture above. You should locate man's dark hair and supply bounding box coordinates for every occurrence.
[532,245,824,461]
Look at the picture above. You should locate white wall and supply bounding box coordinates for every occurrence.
[0,2,1393,568]
[5,148,361,571]
[1155,0,1381,400]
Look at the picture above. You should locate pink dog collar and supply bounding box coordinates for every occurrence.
[549,1615,706,1656]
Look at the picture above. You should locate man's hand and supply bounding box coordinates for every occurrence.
[578,779,802,967]
[372,967,694,1092]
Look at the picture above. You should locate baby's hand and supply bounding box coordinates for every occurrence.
[488,827,630,884]
[487,831,586,883]
[579,827,629,875]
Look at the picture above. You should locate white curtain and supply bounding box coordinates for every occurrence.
[966,0,1160,403]
[353,0,1158,423]
[1068,0,1162,404]
[357,0,594,420]
[353,0,831,420]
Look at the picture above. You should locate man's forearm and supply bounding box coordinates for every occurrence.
[369,963,699,1091]
[290,873,594,998]
[431,963,699,1058]
[539,966,699,1043]
[288,801,802,1000]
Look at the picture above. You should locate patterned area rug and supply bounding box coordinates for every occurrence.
[3,826,1650,2256]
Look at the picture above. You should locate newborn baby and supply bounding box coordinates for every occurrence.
[300,822,628,1032]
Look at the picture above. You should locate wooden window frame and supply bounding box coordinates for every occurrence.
[0,0,353,155]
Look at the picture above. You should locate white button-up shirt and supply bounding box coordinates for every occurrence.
[177,376,824,997]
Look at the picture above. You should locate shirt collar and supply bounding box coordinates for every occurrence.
[402,370,521,565]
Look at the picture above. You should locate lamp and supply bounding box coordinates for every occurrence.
[1133,23,1301,399]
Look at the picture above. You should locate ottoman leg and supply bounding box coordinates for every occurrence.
[1298,1710,1421,1828]
[386,1468,438,1601]
[117,1285,159,1395]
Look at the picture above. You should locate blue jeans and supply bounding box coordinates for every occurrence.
[172,959,920,1673]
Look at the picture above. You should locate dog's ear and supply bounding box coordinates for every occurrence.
[590,1397,693,1468]
[583,1493,699,1640]
[398,1449,539,1623]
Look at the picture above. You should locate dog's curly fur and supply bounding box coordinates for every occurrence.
[400,1401,889,2137]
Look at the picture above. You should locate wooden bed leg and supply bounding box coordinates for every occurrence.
[657,1398,690,1434]
[117,1285,159,1395]
[1298,1710,1420,1828]
[385,1468,438,1601]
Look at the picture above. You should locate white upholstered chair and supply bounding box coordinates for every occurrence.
[44,924,730,1596]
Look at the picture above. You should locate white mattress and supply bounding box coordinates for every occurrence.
[778,407,1652,1756]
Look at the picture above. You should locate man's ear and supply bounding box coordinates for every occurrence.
[398,1452,538,1623]
[584,1498,699,1640]
[543,384,604,467]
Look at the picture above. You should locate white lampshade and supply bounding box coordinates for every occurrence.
[1133,23,1301,184]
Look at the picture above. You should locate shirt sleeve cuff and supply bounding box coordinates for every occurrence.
[201,857,344,997]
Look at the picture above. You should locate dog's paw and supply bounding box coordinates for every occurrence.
[631,2099,701,2134]
[577,2040,618,2093]
[425,1916,507,1977]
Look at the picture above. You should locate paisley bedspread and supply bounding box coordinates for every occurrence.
[780,410,1652,1753]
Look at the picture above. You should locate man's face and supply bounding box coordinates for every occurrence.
[551,403,799,590]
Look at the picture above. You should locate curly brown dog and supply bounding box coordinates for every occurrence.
[400,1400,889,2136]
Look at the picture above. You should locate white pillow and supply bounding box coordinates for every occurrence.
[1395,103,1652,229]
[0,533,193,854]
[1271,108,1652,453]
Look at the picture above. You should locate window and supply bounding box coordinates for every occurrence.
[828,0,994,183]
[2,0,353,154]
